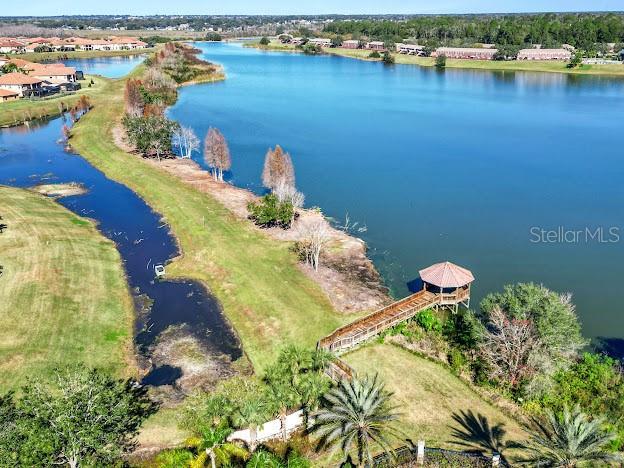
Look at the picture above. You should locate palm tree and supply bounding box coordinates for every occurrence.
[186,424,248,468]
[520,405,621,467]
[234,399,270,451]
[309,374,402,467]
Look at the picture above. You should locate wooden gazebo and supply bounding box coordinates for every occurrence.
[419,261,474,312]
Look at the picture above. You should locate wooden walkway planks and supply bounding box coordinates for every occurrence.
[319,290,440,354]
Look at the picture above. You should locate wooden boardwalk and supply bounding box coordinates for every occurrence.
[319,290,440,354]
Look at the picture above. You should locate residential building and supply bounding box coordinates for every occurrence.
[517,48,572,60]
[366,41,386,51]
[30,65,77,84]
[432,47,498,60]
[396,43,424,55]
[341,40,360,49]
[0,40,25,54]
[0,88,19,101]
[0,72,43,97]
[308,38,332,47]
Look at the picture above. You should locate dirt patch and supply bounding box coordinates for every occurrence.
[31,182,87,198]
[143,324,238,407]
[146,158,390,313]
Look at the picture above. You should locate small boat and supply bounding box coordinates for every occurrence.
[154,264,165,278]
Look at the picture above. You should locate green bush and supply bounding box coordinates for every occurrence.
[259,36,270,46]
[205,32,222,41]
[247,194,294,228]
[442,309,481,350]
[302,43,322,55]
[155,448,194,468]
[368,51,381,59]
[415,309,441,333]
[448,349,467,375]
[435,54,447,69]
[382,51,395,64]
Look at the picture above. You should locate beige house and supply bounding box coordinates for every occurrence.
[396,43,424,55]
[517,48,572,60]
[432,47,498,60]
[30,65,77,84]
[0,88,19,101]
[308,38,332,47]
[0,72,43,97]
[0,40,25,54]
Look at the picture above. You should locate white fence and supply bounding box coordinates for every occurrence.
[227,409,306,445]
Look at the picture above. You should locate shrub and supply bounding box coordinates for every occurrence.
[448,348,467,375]
[155,448,194,468]
[205,32,222,41]
[247,194,295,228]
[435,54,447,69]
[442,309,481,350]
[368,51,381,59]
[259,36,270,46]
[415,309,441,333]
[302,43,322,55]
[382,51,395,64]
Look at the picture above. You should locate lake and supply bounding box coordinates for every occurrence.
[168,42,624,353]
[62,54,145,78]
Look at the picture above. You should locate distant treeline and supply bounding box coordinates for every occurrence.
[323,13,624,49]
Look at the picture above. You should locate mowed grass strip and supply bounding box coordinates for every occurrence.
[344,344,527,451]
[252,40,624,76]
[0,75,109,127]
[70,76,349,372]
[0,186,135,391]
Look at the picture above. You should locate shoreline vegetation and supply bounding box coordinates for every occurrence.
[0,185,136,392]
[66,46,538,458]
[246,39,624,76]
[4,41,622,465]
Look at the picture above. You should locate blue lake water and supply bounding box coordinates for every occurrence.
[62,55,145,78]
[168,42,624,352]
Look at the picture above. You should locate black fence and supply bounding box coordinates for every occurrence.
[373,445,508,467]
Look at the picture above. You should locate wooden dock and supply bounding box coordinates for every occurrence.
[319,290,441,354]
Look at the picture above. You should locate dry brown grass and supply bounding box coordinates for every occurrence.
[0,186,135,391]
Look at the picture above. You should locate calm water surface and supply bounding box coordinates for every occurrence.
[168,42,624,352]
[0,118,240,386]
[62,55,145,78]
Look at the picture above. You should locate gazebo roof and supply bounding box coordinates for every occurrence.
[419,261,474,288]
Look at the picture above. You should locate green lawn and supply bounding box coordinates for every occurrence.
[344,344,527,453]
[70,70,352,373]
[0,186,135,392]
[248,40,624,77]
[0,75,109,127]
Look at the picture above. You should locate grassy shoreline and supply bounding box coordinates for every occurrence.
[0,74,109,127]
[247,40,624,77]
[70,65,351,373]
[0,186,136,392]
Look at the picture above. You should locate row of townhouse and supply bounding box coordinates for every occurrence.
[0,36,149,54]
[0,58,79,101]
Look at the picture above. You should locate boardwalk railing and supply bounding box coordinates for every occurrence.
[318,290,440,354]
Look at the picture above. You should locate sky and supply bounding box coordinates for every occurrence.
[3,0,624,16]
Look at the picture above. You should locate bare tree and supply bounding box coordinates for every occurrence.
[124,79,143,117]
[298,218,331,272]
[262,145,295,190]
[203,128,231,181]
[478,306,541,389]
[172,125,199,159]
[273,179,304,208]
